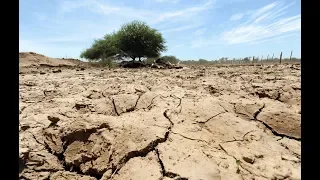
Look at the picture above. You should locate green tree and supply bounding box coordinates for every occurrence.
[117,20,167,61]
[80,20,167,63]
[80,32,119,61]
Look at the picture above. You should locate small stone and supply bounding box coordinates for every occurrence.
[19,147,30,160]
[52,69,62,73]
[40,72,46,75]
[20,125,30,131]
[243,156,255,164]
[47,116,60,123]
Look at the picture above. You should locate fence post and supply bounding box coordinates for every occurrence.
[290,50,293,61]
[267,54,269,61]
[272,53,274,60]
[280,52,282,64]
[252,56,255,65]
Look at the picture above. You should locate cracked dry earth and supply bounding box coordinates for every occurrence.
[19,64,301,180]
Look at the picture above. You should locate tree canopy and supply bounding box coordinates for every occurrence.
[80,20,167,62]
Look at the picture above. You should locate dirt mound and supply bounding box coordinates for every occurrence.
[57,58,90,67]
[19,52,86,68]
[19,63,301,180]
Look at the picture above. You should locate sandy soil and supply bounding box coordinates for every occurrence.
[19,53,301,180]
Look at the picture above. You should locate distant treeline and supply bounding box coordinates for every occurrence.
[84,55,301,68]
[179,57,301,65]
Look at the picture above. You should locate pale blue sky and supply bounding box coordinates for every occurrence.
[19,0,301,60]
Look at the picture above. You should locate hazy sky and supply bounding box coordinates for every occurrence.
[19,0,301,60]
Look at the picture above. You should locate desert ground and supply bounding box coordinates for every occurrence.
[19,52,301,180]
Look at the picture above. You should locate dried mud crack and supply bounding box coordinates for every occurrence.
[109,109,174,179]
[110,97,120,116]
[45,124,113,179]
[19,61,301,180]
[155,149,188,180]
[218,144,269,179]
[235,103,301,141]
[253,105,301,141]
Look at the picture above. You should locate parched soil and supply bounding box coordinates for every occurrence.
[19,55,301,180]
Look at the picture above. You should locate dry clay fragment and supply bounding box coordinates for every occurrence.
[257,105,301,139]
[20,169,50,180]
[112,94,140,115]
[234,98,264,120]
[42,128,64,155]
[50,171,97,180]
[111,151,162,180]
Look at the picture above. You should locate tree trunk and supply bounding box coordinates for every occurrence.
[138,57,141,62]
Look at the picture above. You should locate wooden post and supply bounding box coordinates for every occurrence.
[252,56,255,65]
[272,53,274,60]
[267,54,269,61]
[279,52,282,64]
[290,51,293,61]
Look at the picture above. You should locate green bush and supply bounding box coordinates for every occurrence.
[80,20,167,64]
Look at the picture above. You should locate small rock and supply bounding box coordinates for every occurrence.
[52,69,62,73]
[47,115,60,124]
[242,156,255,164]
[24,82,36,86]
[19,147,30,160]
[80,68,85,71]
[74,103,88,110]
[20,125,30,131]
[255,154,264,159]
[40,72,46,75]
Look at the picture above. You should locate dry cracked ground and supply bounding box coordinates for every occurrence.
[19,64,301,180]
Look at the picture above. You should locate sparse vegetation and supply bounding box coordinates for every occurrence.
[180,57,300,65]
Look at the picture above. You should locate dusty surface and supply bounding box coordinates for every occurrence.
[19,53,301,180]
